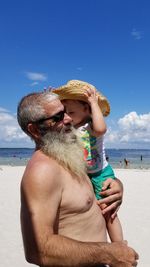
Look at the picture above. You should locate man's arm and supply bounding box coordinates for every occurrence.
[21,162,138,267]
[97,178,123,218]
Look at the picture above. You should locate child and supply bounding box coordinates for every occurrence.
[53,80,123,242]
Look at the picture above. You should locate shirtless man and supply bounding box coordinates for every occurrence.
[17,91,138,267]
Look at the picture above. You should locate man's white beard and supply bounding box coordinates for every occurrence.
[40,128,87,180]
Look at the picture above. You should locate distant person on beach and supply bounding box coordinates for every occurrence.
[140,155,143,168]
[124,158,130,167]
[17,91,138,267]
[53,80,123,242]
[106,155,109,162]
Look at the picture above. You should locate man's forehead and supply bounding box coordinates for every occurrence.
[45,99,64,114]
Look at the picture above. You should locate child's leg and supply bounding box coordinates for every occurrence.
[89,166,124,241]
[104,210,123,242]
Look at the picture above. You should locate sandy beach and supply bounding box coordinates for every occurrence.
[0,166,149,267]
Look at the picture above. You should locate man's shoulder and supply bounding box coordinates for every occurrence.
[29,150,59,169]
[22,150,63,188]
[21,151,65,202]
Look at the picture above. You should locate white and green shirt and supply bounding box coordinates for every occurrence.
[78,123,108,174]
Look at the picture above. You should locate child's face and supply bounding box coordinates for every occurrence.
[62,100,90,128]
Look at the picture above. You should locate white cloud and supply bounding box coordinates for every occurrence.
[0,108,33,147]
[105,112,150,148]
[30,81,39,86]
[131,28,143,40]
[0,107,9,112]
[1,107,150,148]
[118,112,150,131]
[0,112,14,122]
[25,72,47,81]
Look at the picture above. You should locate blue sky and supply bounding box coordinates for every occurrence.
[0,0,150,148]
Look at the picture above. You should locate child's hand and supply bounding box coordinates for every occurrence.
[83,86,98,105]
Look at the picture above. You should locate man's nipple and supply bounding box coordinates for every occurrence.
[87,196,92,205]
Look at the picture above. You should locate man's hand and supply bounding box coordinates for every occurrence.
[97,178,123,219]
[107,241,139,267]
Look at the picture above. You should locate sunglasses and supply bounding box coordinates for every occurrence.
[35,110,65,125]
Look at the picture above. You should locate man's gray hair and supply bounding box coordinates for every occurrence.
[17,91,59,135]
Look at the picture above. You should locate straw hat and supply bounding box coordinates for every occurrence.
[53,80,110,116]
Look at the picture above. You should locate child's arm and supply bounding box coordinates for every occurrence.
[105,214,124,242]
[84,87,107,137]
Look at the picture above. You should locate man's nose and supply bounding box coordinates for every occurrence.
[63,113,73,124]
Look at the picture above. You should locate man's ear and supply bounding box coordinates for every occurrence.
[27,123,40,139]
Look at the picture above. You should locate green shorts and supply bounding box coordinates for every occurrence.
[88,164,115,200]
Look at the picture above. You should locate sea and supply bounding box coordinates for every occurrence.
[0,148,150,169]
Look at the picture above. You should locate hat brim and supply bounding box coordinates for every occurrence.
[53,80,110,117]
